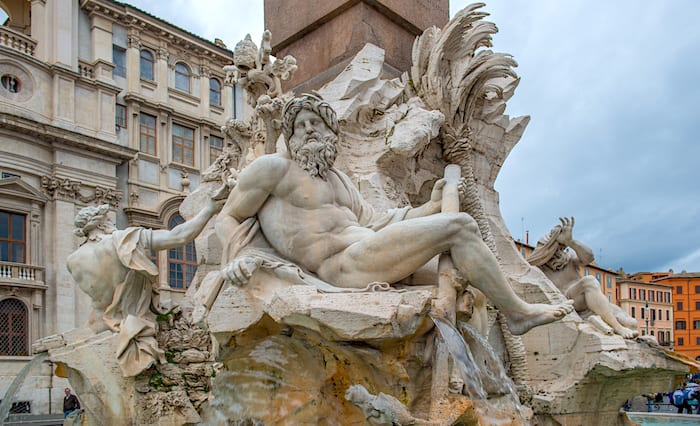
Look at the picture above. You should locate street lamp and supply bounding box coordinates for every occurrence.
[645,302,649,336]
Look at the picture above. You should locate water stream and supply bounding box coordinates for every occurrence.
[430,314,525,421]
[0,352,48,424]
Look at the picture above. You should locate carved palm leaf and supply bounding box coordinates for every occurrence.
[411,3,517,137]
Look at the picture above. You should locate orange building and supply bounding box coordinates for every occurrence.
[616,278,673,346]
[653,272,700,360]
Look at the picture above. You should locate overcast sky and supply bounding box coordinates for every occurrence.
[124,1,700,274]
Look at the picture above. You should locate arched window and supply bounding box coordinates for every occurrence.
[209,78,221,106]
[0,298,28,356]
[167,214,197,289]
[140,49,154,81]
[174,63,190,92]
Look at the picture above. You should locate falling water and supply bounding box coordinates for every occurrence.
[430,314,487,400]
[430,314,526,422]
[0,352,49,423]
[459,321,523,407]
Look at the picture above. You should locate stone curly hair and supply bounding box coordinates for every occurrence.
[281,94,339,142]
[73,204,110,238]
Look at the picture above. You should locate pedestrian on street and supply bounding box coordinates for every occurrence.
[63,388,80,418]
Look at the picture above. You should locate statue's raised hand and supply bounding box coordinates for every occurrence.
[556,216,575,245]
[222,255,263,286]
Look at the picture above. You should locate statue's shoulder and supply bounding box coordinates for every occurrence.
[240,153,291,186]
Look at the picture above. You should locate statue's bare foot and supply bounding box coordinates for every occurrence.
[613,325,639,339]
[505,302,573,335]
[587,315,614,335]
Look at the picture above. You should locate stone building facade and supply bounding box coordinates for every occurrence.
[616,277,674,346]
[0,0,241,414]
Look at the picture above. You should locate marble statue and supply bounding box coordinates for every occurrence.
[34,6,698,425]
[216,93,572,335]
[345,384,422,425]
[528,217,638,338]
[66,191,225,377]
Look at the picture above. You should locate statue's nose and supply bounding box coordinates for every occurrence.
[304,120,314,133]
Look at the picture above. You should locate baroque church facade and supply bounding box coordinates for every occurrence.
[0,0,242,413]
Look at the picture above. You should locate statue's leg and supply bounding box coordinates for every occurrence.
[318,212,572,335]
[569,277,638,338]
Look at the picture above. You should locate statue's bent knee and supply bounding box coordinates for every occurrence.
[581,276,599,290]
[444,212,479,236]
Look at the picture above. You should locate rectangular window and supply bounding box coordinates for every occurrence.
[676,320,686,330]
[658,309,661,320]
[209,135,223,165]
[115,104,127,129]
[678,337,684,346]
[666,310,670,321]
[666,292,671,303]
[649,291,655,302]
[113,45,126,78]
[696,301,700,310]
[595,272,601,281]
[584,268,589,276]
[607,276,612,288]
[677,286,683,294]
[631,288,637,299]
[640,289,646,300]
[651,309,656,321]
[0,211,26,263]
[172,123,195,166]
[678,302,683,311]
[641,308,645,319]
[694,320,700,329]
[139,113,157,155]
[631,307,636,318]
[697,337,700,346]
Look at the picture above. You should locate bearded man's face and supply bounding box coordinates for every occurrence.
[288,109,338,179]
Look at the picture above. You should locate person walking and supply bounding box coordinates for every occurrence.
[63,388,80,418]
[673,383,693,414]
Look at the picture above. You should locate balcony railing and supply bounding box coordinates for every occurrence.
[0,261,45,285]
[78,60,95,79]
[0,26,36,57]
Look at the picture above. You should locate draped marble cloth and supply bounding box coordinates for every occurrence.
[104,227,166,377]
[218,168,412,296]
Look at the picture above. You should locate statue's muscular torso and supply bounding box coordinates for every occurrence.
[230,154,374,273]
[67,238,127,310]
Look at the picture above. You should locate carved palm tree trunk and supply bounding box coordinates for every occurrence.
[443,131,530,385]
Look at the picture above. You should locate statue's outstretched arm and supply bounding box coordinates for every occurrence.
[150,190,225,251]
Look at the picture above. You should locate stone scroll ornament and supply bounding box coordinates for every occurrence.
[409,3,529,384]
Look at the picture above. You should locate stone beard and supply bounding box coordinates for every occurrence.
[289,132,338,180]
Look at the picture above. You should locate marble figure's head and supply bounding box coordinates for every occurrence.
[282,94,339,179]
[74,204,115,239]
